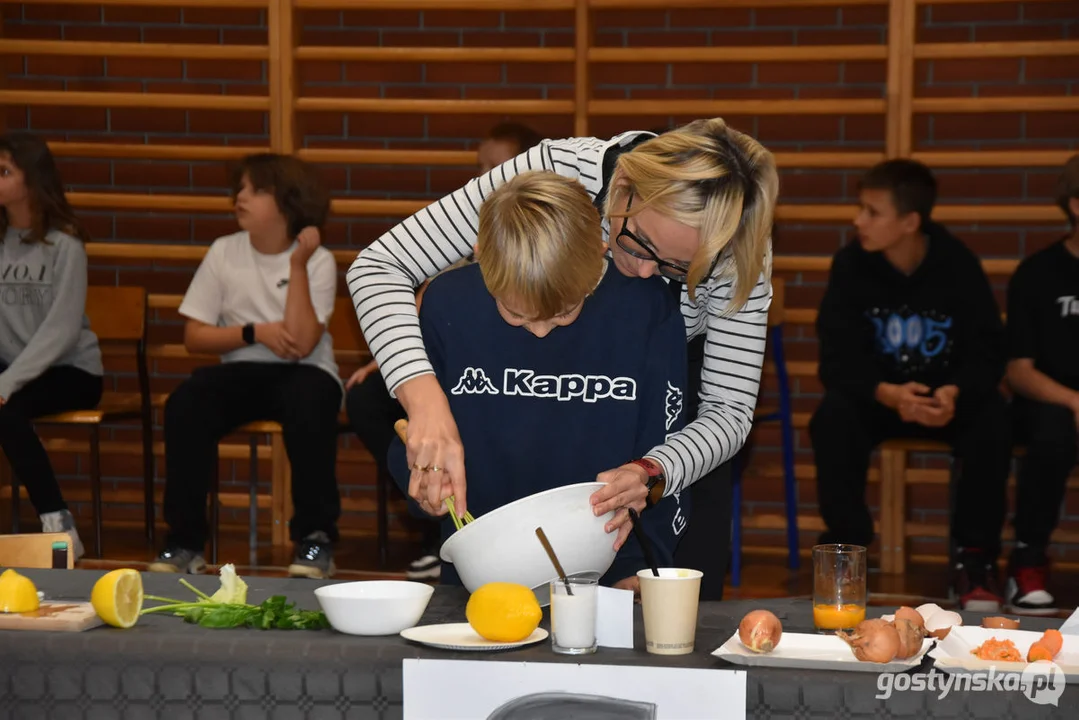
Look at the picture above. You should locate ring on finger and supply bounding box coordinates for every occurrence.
[429,465,442,473]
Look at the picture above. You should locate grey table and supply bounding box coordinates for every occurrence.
[0,570,1075,719]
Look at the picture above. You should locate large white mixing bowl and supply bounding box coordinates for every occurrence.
[439,482,617,605]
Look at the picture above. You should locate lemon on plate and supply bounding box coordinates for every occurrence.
[0,568,40,613]
[465,582,542,643]
[91,568,144,628]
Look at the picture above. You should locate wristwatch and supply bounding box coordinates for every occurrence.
[630,458,666,508]
[242,323,256,345]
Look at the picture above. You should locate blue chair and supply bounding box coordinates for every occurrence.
[730,279,799,587]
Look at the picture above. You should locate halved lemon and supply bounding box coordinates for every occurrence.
[0,569,40,613]
[91,568,144,628]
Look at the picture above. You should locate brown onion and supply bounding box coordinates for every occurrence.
[839,619,900,663]
[893,618,924,659]
[738,609,782,653]
[894,606,925,635]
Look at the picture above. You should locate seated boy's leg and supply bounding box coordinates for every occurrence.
[948,390,1011,610]
[157,364,271,571]
[345,371,405,480]
[810,390,898,547]
[949,391,1011,558]
[278,366,343,541]
[1007,397,1077,612]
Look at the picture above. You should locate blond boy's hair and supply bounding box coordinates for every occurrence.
[475,171,604,320]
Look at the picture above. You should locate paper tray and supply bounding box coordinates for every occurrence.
[928,626,1079,684]
[713,630,933,673]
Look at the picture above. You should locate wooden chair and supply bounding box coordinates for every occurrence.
[0,532,77,569]
[207,296,370,566]
[9,287,154,559]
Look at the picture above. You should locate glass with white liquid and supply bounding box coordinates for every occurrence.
[550,577,598,655]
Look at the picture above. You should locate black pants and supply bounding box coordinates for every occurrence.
[0,365,102,515]
[672,336,733,601]
[1012,397,1078,560]
[345,370,440,554]
[163,362,342,551]
[810,389,1011,559]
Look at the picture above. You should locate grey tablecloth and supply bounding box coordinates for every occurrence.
[0,570,1075,719]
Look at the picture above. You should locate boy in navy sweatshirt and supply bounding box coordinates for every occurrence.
[389,171,690,590]
[810,159,1011,611]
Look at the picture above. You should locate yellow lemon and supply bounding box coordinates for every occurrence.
[465,582,542,643]
[0,569,40,613]
[91,568,144,629]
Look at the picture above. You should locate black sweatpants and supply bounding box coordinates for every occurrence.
[163,362,342,551]
[0,364,102,515]
[810,388,1011,559]
[1012,397,1078,560]
[672,335,733,601]
[345,370,441,554]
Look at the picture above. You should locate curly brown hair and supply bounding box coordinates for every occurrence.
[229,153,330,237]
[0,131,91,244]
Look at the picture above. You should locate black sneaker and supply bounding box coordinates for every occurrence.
[148,545,207,574]
[406,554,441,581]
[951,549,1003,612]
[288,531,336,579]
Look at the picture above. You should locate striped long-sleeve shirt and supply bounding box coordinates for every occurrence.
[346,130,772,496]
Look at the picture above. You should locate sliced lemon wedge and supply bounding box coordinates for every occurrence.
[91,568,144,628]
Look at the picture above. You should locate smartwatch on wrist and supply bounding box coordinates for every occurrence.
[242,323,256,345]
[630,457,666,508]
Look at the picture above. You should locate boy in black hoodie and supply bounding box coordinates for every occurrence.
[1003,154,1079,615]
[810,159,1011,611]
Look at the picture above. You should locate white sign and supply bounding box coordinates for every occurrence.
[403,659,746,720]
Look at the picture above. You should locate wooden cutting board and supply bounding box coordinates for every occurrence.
[0,602,104,632]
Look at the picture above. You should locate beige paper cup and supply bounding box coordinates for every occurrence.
[637,568,703,655]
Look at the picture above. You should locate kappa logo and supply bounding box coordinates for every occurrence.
[665,381,683,431]
[503,368,637,403]
[451,367,499,395]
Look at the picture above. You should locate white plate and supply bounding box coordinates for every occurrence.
[400,623,549,651]
[928,626,1079,683]
[712,630,934,673]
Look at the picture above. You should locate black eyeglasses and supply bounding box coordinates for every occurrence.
[614,195,692,281]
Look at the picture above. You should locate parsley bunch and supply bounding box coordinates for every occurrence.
[141,567,329,631]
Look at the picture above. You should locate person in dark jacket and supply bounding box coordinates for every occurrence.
[810,159,1010,612]
[1003,153,1079,615]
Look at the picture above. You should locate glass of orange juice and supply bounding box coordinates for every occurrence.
[812,544,867,632]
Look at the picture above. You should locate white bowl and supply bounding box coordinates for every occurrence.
[439,482,617,605]
[314,580,434,636]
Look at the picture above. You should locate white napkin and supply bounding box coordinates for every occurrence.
[595,586,634,648]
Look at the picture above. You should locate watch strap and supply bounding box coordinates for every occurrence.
[242,323,256,345]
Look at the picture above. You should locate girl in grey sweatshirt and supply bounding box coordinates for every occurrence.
[0,132,104,559]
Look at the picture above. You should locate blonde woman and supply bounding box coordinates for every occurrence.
[348,118,778,595]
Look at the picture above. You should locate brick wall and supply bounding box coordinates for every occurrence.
[1,1,1078,561]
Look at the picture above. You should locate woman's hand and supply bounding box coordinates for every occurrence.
[590,462,650,550]
[397,374,468,518]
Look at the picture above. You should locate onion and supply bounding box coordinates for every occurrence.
[839,619,900,663]
[893,618,924,659]
[894,606,926,635]
[738,609,782,653]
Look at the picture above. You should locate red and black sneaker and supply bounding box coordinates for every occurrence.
[1006,564,1057,616]
[951,549,1003,613]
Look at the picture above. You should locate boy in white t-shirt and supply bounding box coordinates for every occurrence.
[150,153,343,579]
